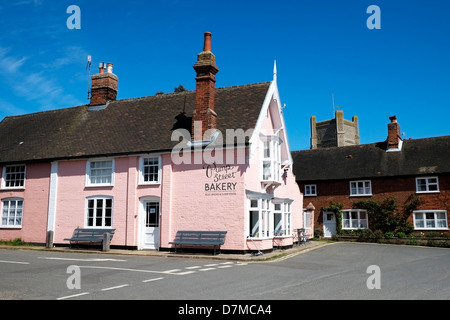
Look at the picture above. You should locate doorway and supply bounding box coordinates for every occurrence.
[139,198,160,250]
[323,212,336,238]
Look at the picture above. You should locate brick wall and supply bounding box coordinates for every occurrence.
[300,174,450,234]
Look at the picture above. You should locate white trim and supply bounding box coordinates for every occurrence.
[138,196,161,250]
[46,161,58,233]
[1,164,26,190]
[85,158,115,187]
[413,210,448,230]
[415,176,440,193]
[349,180,372,197]
[1,197,24,228]
[304,184,317,196]
[138,155,162,185]
[85,196,114,228]
[342,209,369,230]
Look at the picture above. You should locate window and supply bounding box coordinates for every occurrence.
[350,180,372,196]
[273,203,283,236]
[273,201,292,237]
[139,157,161,184]
[86,197,113,227]
[248,198,271,238]
[261,136,281,182]
[413,211,448,230]
[87,160,114,186]
[1,198,23,228]
[2,165,26,189]
[303,210,311,229]
[342,209,368,229]
[304,184,317,196]
[416,177,439,193]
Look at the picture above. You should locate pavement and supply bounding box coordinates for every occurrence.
[0,240,332,262]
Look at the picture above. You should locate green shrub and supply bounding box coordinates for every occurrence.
[395,232,407,238]
[0,238,26,246]
[384,232,395,239]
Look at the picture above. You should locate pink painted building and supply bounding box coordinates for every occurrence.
[0,33,310,253]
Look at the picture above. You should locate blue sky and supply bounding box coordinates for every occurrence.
[0,0,449,151]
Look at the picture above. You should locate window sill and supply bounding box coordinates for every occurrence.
[138,182,161,186]
[349,194,373,197]
[414,228,449,231]
[0,226,22,229]
[416,191,440,194]
[85,184,114,188]
[1,187,25,191]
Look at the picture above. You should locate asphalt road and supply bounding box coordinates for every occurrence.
[0,242,449,301]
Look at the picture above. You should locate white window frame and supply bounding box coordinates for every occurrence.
[342,209,369,229]
[415,176,440,193]
[304,184,317,196]
[1,165,26,189]
[139,156,161,185]
[248,198,272,239]
[1,198,24,228]
[261,135,281,183]
[85,196,113,228]
[413,210,448,230]
[86,159,114,187]
[350,180,372,196]
[303,210,311,229]
[272,200,292,237]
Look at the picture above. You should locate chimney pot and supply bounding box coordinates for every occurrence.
[107,63,113,73]
[203,32,212,52]
[389,115,397,123]
[98,62,106,74]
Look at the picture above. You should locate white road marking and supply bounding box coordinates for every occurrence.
[39,257,126,262]
[199,268,216,272]
[142,277,164,283]
[57,292,90,300]
[101,284,129,291]
[0,260,30,265]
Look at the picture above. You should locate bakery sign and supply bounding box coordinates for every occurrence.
[203,163,238,195]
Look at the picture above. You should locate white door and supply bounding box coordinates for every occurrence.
[323,212,336,238]
[140,200,160,249]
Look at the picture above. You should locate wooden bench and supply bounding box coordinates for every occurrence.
[64,228,115,251]
[169,230,227,255]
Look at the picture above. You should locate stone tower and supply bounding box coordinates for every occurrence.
[310,110,360,149]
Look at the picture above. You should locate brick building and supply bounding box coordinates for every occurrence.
[292,116,450,237]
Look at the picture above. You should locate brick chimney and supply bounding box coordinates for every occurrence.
[192,32,219,140]
[90,62,118,105]
[387,115,402,150]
